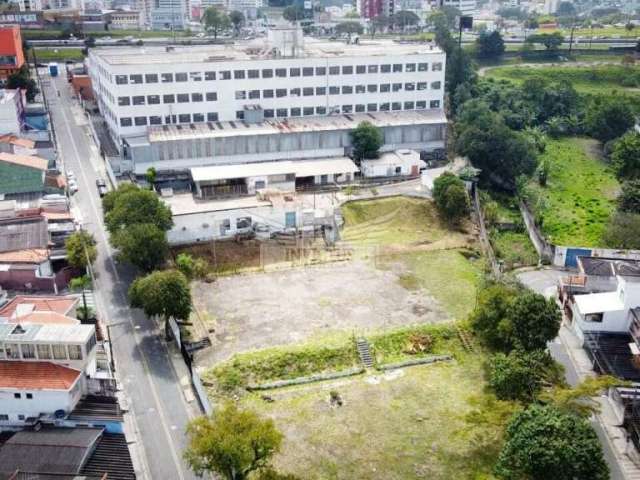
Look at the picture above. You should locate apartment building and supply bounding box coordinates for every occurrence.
[433,0,476,15]
[87,31,446,145]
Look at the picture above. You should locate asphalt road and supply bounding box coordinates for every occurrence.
[45,74,199,480]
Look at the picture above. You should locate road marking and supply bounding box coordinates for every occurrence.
[53,80,188,480]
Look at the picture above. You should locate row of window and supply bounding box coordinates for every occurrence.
[118,92,217,106]
[12,392,34,399]
[118,100,441,127]
[113,62,444,85]
[0,342,88,361]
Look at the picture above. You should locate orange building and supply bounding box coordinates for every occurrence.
[0,26,25,81]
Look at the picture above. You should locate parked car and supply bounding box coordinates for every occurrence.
[68,179,79,194]
[96,178,108,197]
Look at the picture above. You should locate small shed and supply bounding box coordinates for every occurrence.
[360,149,425,178]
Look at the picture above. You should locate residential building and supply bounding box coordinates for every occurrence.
[0,153,50,197]
[9,0,43,11]
[87,34,446,143]
[0,134,37,157]
[150,0,189,30]
[0,27,25,82]
[0,295,79,323]
[0,11,45,28]
[432,0,476,16]
[0,89,25,135]
[108,8,143,28]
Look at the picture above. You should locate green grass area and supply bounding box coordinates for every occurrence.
[240,356,500,479]
[525,137,619,247]
[546,25,640,39]
[380,250,483,320]
[32,48,84,62]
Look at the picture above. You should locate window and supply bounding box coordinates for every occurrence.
[18,415,24,421]
[205,92,217,101]
[52,344,67,360]
[37,344,51,359]
[432,62,443,71]
[392,83,402,92]
[329,66,340,75]
[585,313,603,323]
[290,67,300,77]
[205,71,216,80]
[355,85,365,94]
[263,89,274,98]
[20,344,35,359]
[418,62,428,71]
[303,87,314,97]
[393,64,403,73]
[190,72,202,81]
[417,82,427,91]
[381,64,391,73]
[368,65,379,73]
[316,106,326,114]
[192,93,203,102]
[342,105,353,113]
[355,104,365,113]
[132,95,145,105]
[236,111,244,120]
[150,116,162,125]
[276,108,288,117]
[392,102,401,111]
[177,93,189,103]
[145,73,158,83]
[405,63,416,72]
[165,115,176,124]
[115,75,128,85]
[14,393,20,399]
[5,344,19,359]
[134,116,148,126]
[275,68,286,77]
[404,101,415,110]
[161,73,173,83]
[207,112,219,122]
[147,95,160,105]
[237,217,252,229]
[431,81,442,90]
[303,67,314,77]
[130,74,143,84]
[290,88,301,97]
[0,415,8,421]
[175,72,188,82]
[405,82,415,91]
[367,84,377,93]
[380,83,390,93]
[416,100,426,109]
[356,65,366,74]
[316,87,326,95]
[26,393,32,399]
[262,69,273,78]
[234,70,245,79]
[249,90,260,99]
[68,344,82,360]
[163,94,175,104]
[430,100,441,108]
[264,109,274,118]
[303,107,314,116]
[342,86,353,94]
[276,89,287,98]
[118,96,130,106]
[120,117,132,127]
[220,70,232,80]
[380,102,390,111]
[329,86,340,95]
[342,65,353,74]
[367,103,377,112]
[315,66,326,75]
[290,107,301,117]
[179,113,191,123]
[248,69,259,79]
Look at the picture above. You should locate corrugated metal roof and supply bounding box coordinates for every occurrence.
[0,217,48,253]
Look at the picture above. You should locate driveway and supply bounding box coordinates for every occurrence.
[516,268,567,298]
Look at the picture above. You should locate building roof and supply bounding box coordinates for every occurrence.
[91,38,444,66]
[0,248,48,263]
[0,134,36,149]
[0,152,48,171]
[362,149,424,167]
[190,157,358,182]
[0,217,48,254]
[163,191,272,216]
[8,312,80,325]
[0,428,102,476]
[0,295,78,318]
[0,322,94,343]
[579,256,640,278]
[0,361,81,390]
[144,110,447,144]
[583,332,640,382]
[574,291,625,315]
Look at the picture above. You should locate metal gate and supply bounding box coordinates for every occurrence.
[564,248,592,268]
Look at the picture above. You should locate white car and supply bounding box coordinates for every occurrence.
[68,179,79,194]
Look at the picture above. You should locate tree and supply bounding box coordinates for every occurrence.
[104,187,173,234]
[508,292,560,351]
[585,96,636,144]
[495,405,608,480]
[488,349,561,402]
[176,252,208,279]
[350,121,382,161]
[84,36,96,48]
[145,166,157,188]
[469,282,519,351]
[229,10,245,35]
[70,275,92,321]
[113,223,169,272]
[390,10,419,31]
[184,403,283,480]
[282,5,305,23]
[475,30,505,59]
[6,65,38,102]
[432,172,469,224]
[541,376,624,417]
[202,7,230,39]
[556,1,577,17]
[370,15,389,38]
[525,32,564,52]
[129,269,191,320]
[65,230,97,269]
[618,180,640,213]
[612,131,640,179]
[496,6,528,21]
[102,183,139,214]
[603,212,640,249]
[335,21,363,36]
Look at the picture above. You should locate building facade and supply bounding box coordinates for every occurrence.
[0,27,25,82]
[434,0,476,15]
[87,34,446,144]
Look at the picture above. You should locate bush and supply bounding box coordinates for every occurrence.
[432,172,469,224]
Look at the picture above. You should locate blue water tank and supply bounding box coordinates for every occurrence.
[49,63,59,77]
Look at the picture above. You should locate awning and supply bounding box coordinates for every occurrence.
[190,157,359,183]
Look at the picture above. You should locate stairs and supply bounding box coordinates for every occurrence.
[356,338,374,368]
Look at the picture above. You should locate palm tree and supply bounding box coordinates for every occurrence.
[70,275,92,321]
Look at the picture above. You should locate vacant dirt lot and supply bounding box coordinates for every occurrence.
[193,260,449,366]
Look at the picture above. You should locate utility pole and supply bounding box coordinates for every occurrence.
[568,19,576,56]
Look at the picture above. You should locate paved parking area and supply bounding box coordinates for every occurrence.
[516,268,567,298]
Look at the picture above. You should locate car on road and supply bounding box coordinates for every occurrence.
[96,178,108,197]
[68,179,79,194]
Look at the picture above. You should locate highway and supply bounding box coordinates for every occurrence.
[44,73,199,480]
